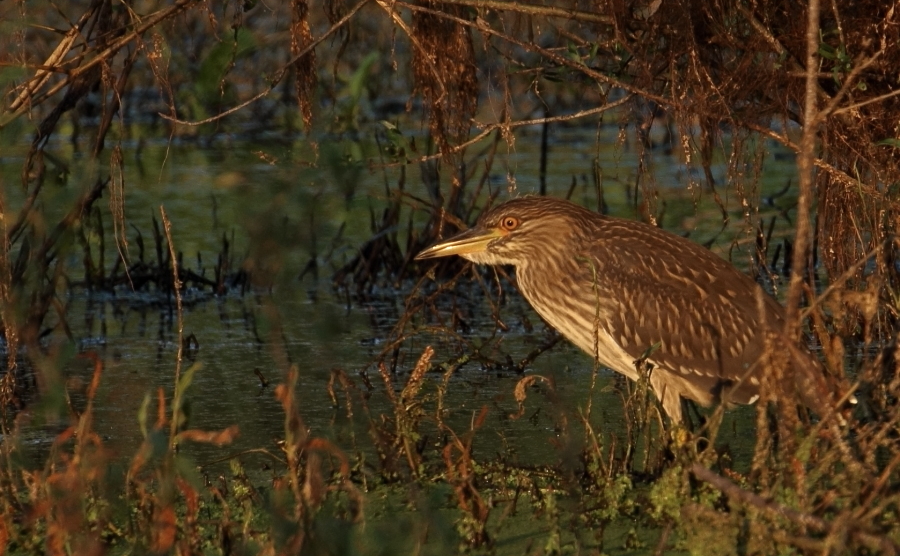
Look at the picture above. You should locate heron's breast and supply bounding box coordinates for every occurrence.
[517,265,639,381]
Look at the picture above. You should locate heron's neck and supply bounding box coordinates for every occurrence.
[516,250,600,347]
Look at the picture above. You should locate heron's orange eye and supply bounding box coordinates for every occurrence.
[500,217,519,231]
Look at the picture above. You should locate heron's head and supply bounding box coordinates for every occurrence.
[415,197,596,267]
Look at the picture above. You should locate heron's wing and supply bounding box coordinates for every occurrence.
[582,218,782,406]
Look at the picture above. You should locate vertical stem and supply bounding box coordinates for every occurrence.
[785,0,822,335]
[160,206,184,445]
[539,107,550,196]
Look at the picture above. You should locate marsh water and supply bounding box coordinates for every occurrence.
[4,123,795,502]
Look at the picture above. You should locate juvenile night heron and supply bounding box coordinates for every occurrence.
[416,196,835,422]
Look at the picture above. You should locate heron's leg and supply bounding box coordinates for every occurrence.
[650,371,684,424]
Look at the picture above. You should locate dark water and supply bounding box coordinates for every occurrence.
[2,127,794,477]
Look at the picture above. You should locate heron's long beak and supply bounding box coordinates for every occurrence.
[415,227,504,260]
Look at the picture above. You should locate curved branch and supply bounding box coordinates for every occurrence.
[433,0,614,25]
[1,0,203,128]
[159,0,371,127]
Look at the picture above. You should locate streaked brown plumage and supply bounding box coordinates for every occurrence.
[416,196,835,422]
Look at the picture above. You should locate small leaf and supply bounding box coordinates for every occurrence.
[876,138,900,148]
[510,374,553,420]
[176,362,203,397]
[138,393,151,438]
[817,43,836,60]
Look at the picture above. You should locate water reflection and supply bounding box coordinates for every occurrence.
[2,129,796,478]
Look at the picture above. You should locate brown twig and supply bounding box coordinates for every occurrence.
[429,0,613,25]
[691,463,828,532]
[784,0,822,333]
[158,0,370,127]
[159,206,185,447]
[2,0,203,127]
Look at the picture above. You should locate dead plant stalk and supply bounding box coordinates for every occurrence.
[159,206,185,447]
